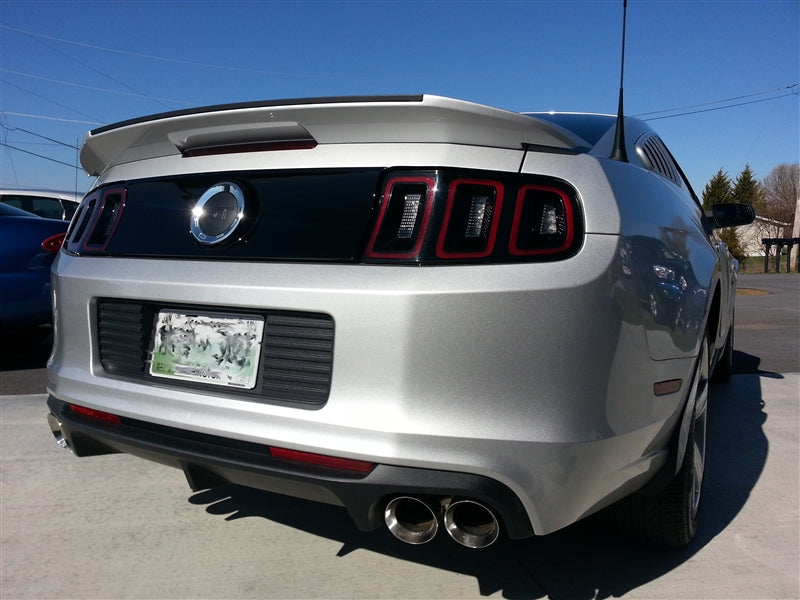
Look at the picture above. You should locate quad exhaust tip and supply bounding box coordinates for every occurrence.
[384,496,440,545]
[384,495,500,549]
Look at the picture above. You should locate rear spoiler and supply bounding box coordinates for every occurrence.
[80,95,590,176]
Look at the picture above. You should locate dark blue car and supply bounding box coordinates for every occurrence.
[0,203,68,334]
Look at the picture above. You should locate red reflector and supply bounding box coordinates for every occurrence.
[269,446,375,473]
[68,404,122,425]
[41,232,66,253]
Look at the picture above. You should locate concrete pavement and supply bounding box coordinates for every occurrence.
[1,372,797,599]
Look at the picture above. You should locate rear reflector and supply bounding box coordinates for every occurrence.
[68,404,122,425]
[269,446,375,473]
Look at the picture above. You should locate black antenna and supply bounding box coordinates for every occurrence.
[610,0,628,162]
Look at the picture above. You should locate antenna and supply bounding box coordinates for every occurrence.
[610,0,628,162]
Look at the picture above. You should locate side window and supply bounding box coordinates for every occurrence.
[635,134,682,186]
[0,195,64,219]
[29,197,64,219]
[1,196,26,211]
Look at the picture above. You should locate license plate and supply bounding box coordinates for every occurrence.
[150,311,265,389]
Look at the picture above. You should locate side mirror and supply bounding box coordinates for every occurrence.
[710,203,756,229]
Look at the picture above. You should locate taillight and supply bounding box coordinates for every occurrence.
[365,175,435,259]
[509,184,575,256]
[41,232,66,253]
[436,179,503,259]
[64,186,126,254]
[364,170,581,264]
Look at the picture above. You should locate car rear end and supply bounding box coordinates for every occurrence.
[47,96,691,545]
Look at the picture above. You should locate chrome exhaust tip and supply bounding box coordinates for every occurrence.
[47,412,71,451]
[384,496,440,545]
[443,499,500,549]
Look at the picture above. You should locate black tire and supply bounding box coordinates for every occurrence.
[712,316,734,382]
[622,335,709,547]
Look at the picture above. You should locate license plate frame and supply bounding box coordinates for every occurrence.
[149,310,265,389]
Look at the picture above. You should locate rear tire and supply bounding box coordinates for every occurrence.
[622,335,709,547]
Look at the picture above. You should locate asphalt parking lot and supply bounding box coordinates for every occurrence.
[1,273,798,599]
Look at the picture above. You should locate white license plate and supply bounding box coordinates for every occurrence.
[150,311,265,389]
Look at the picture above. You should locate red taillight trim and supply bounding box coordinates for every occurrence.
[68,404,122,425]
[435,178,504,259]
[509,184,575,256]
[364,175,436,259]
[79,186,127,253]
[41,232,66,253]
[269,446,375,474]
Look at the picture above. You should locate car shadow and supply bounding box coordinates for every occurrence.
[188,372,770,598]
[0,325,52,370]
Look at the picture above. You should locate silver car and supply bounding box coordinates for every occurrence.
[46,95,754,549]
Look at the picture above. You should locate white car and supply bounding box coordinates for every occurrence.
[47,95,754,549]
[0,189,81,220]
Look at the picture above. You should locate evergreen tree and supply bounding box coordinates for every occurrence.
[731,164,762,205]
[701,168,732,210]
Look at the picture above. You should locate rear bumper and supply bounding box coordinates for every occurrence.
[46,395,534,539]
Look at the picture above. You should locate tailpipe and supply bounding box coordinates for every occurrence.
[443,499,500,549]
[384,496,442,545]
[47,412,71,451]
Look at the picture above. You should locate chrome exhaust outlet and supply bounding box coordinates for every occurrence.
[384,496,442,545]
[443,499,500,549]
[47,412,71,451]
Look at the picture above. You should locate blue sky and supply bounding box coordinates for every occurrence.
[1,0,798,195]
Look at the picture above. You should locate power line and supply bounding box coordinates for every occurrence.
[0,111,101,125]
[1,68,190,104]
[0,22,373,81]
[633,84,799,118]
[2,78,104,123]
[1,22,176,110]
[1,125,79,149]
[640,91,798,121]
[0,141,79,169]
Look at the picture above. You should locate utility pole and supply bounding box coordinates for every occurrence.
[792,191,800,271]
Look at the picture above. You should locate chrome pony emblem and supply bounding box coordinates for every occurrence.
[190,182,245,245]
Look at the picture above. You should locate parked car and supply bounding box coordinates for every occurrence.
[0,189,81,221]
[46,95,754,549]
[0,203,68,333]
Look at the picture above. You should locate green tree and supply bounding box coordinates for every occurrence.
[702,167,747,264]
[731,164,762,205]
[701,168,732,210]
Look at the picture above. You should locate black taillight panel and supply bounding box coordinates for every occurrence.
[62,168,582,265]
[364,169,583,264]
